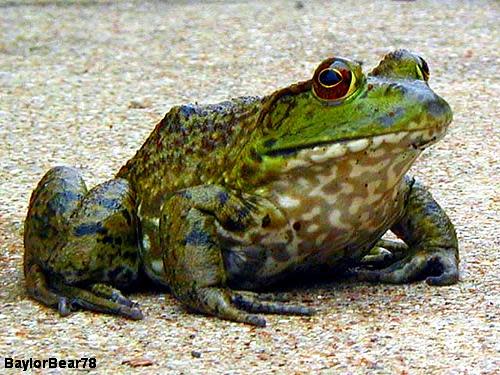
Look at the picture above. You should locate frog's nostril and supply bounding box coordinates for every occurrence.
[427,100,446,118]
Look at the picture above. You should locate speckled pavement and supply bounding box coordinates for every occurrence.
[0,0,498,373]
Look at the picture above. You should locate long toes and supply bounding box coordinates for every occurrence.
[232,293,315,316]
[91,284,137,308]
[112,294,141,310]
[215,301,267,327]
[196,288,267,327]
[71,296,144,320]
[354,258,405,282]
[110,303,144,320]
[99,303,143,320]
[243,314,267,327]
[236,290,292,303]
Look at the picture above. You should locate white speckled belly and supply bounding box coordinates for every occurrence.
[251,126,447,279]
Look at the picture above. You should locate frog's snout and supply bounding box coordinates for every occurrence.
[370,77,453,128]
[427,94,453,126]
[408,84,453,128]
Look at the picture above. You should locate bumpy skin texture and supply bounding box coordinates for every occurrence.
[24,50,459,326]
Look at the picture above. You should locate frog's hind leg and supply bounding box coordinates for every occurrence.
[24,166,142,319]
[24,166,88,310]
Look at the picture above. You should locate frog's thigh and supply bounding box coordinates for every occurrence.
[25,166,88,307]
[48,178,140,287]
[25,168,141,319]
[50,178,142,318]
[356,178,459,285]
[160,185,313,326]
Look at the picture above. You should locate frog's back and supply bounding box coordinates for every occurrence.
[117,96,262,216]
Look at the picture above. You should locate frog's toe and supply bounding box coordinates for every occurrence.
[354,257,421,284]
[354,247,459,285]
[232,292,315,316]
[57,297,72,317]
[196,287,267,326]
[360,247,395,267]
[376,239,408,256]
[360,240,408,267]
[109,291,135,307]
[424,253,459,286]
[112,295,139,307]
[90,283,139,308]
[73,297,144,320]
[127,306,144,320]
[235,290,297,303]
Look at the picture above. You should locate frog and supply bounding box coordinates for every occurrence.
[24,49,459,326]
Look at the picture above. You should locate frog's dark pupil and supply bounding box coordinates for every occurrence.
[319,69,342,87]
[420,58,429,75]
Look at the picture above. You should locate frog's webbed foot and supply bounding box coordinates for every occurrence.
[354,246,459,286]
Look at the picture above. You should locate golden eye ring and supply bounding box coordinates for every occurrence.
[312,58,358,102]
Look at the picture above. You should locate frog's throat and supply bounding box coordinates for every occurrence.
[230,123,447,192]
[264,122,448,163]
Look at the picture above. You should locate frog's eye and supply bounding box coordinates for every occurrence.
[312,59,358,102]
[318,68,342,87]
[416,57,430,81]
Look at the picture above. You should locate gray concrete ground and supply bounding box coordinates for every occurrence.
[0,0,498,373]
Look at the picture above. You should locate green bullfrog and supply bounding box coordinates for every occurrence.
[24,50,459,326]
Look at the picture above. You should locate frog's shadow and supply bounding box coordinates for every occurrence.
[129,266,354,298]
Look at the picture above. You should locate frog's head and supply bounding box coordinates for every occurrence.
[236,49,452,187]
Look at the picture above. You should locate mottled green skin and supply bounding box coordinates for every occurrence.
[24,50,459,326]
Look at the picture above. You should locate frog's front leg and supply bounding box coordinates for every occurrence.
[359,239,408,268]
[159,185,314,326]
[355,178,459,285]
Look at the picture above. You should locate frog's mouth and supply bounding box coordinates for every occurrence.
[263,123,448,159]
